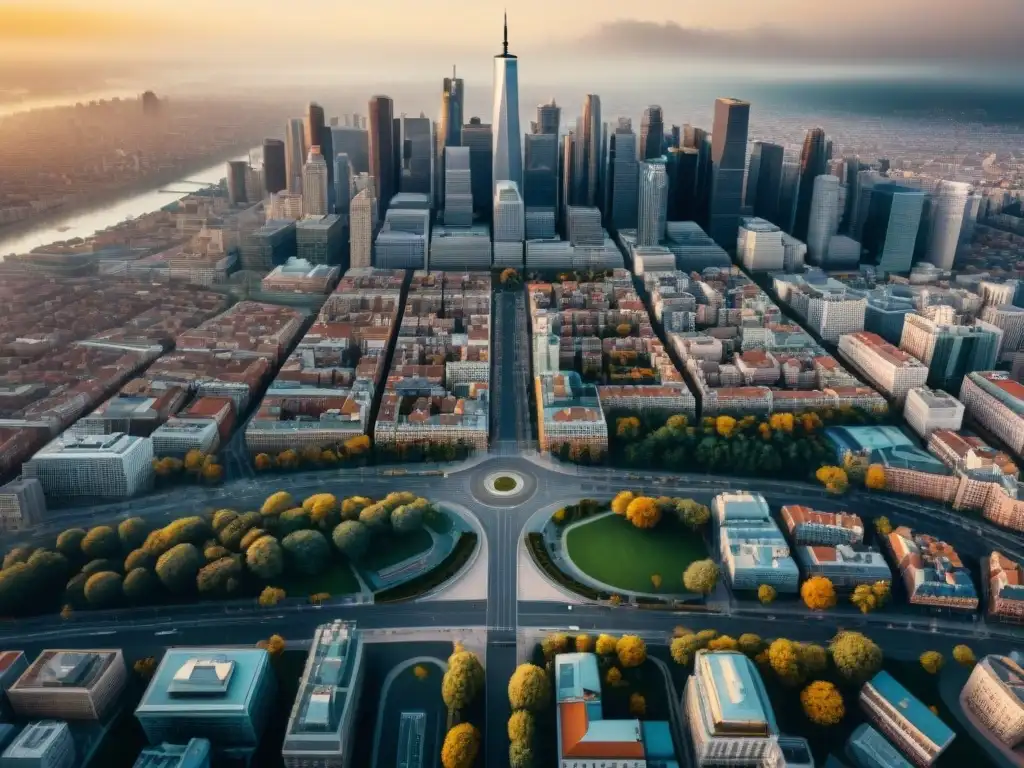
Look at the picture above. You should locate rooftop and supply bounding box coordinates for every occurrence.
[865,671,955,750]
[137,648,269,713]
[697,650,777,736]
[13,649,118,690]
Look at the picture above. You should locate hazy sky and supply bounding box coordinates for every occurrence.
[2,0,1021,88]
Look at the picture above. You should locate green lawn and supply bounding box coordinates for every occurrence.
[493,476,518,492]
[564,513,707,594]
[277,560,361,597]
[360,527,435,572]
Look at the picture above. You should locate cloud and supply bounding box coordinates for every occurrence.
[576,17,1024,64]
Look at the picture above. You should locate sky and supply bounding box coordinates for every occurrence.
[1,0,1021,90]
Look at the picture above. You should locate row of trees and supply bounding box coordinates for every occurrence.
[815,458,888,495]
[0,489,437,618]
[253,435,373,473]
[440,642,484,768]
[608,491,711,531]
[152,449,224,485]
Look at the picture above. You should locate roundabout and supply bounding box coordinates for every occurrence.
[469,461,538,507]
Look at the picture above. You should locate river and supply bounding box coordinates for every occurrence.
[0,153,251,257]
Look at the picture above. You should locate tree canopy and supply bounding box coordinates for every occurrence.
[508,664,550,712]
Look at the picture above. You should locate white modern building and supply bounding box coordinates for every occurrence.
[491,14,522,193]
[150,418,221,457]
[737,217,785,272]
[838,331,929,405]
[927,180,971,270]
[493,180,525,242]
[959,371,1024,456]
[637,160,668,246]
[23,433,154,499]
[301,147,329,216]
[903,387,965,438]
[981,304,1024,362]
[807,174,840,264]
[0,478,47,533]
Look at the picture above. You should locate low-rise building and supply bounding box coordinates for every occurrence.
[988,552,1024,622]
[71,387,188,438]
[0,478,46,533]
[837,331,928,405]
[262,261,341,294]
[885,526,979,611]
[845,723,913,768]
[22,432,153,499]
[714,492,799,593]
[535,371,608,458]
[0,721,74,768]
[133,739,212,768]
[282,621,364,768]
[860,671,955,766]
[794,544,892,588]
[780,505,864,545]
[960,653,1024,754]
[903,387,964,438]
[151,419,221,458]
[959,371,1024,456]
[8,649,126,721]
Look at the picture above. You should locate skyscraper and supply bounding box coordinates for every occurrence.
[350,189,377,269]
[560,132,575,235]
[462,118,493,219]
[524,133,558,214]
[640,106,664,160]
[746,142,784,225]
[492,13,522,193]
[262,139,287,194]
[331,127,369,175]
[226,160,248,205]
[693,128,713,229]
[304,103,325,155]
[666,147,699,223]
[607,119,639,231]
[443,146,473,227]
[334,153,352,216]
[842,155,862,234]
[794,127,828,239]
[302,147,329,216]
[399,115,432,199]
[708,98,750,249]
[861,183,926,274]
[927,180,972,270]
[777,162,800,234]
[368,95,396,212]
[573,95,601,208]
[436,68,465,204]
[285,118,306,194]
[318,124,334,192]
[638,159,668,246]
[807,175,841,264]
[536,99,560,135]
[494,181,525,242]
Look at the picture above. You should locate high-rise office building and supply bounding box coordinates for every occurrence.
[573,95,601,208]
[708,98,750,249]
[492,13,522,193]
[560,133,575,235]
[262,139,287,194]
[399,115,432,199]
[666,147,699,223]
[861,183,926,274]
[331,127,369,175]
[301,148,329,217]
[807,175,841,264]
[368,95,396,213]
[794,127,828,240]
[746,141,784,226]
[536,99,560,135]
[304,103,325,157]
[899,313,1001,393]
[842,155,862,234]
[638,159,668,246]
[494,181,525,242]
[693,128,713,229]
[443,146,473,227]
[640,105,664,160]
[226,161,248,205]
[285,118,306,194]
[318,125,334,192]
[436,68,464,204]
[334,153,352,216]
[777,161,800,234]
[462,118,493,219]
[607,119,639,231]
[524,133,558,236]
[349,190,377,269]
[927,180,971,270]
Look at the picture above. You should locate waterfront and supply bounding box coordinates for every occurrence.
[0,151,250,258]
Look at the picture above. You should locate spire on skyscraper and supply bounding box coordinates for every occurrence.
[502,11,509,56]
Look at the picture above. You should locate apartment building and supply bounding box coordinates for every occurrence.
[980,304,1024,362]
[534,371,608,457]
[987,552,1024,622]
[779,505,864,545]
[0,478,47,533]
[899,313,1000,393]
[960,653,1024,750]
[885,525,979,611]
[903,387,964,438]
[714,492,799,593]
[23,433,154,499]
[8,649,126,721]
[959,371,1024,456]
[838,331,928,405]
[794,544,892,588]
[175,302,306,362]
[596,384,696,421]
[860,671,955,767]
[773,273,866,342]
[150,419,220,457]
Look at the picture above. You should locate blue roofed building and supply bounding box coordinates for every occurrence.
[0,721,75,768]
[555,652,679,767]
[281,620,364,768]
[825,426,950,476]
[777,736,815,768]
[712,491,773,528]
[845,723,913,768]
[885,526,979,611]
[713,492,800,593]
[795,544,892,589]
[685,650,785,767]
[859,671,954,766]
[135,648,275,755]
[133,739,211,768]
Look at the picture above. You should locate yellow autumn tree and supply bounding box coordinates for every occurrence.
[625,496,661,529]
[758,584,777,605]
[800,681,845,726]
[606,666,622,686]
[707,635,739,652]
[611,491,635,515]
[595,634,618,655]
[865,464,887,490]
[616,635,647,668]
[769,412,795,433]
[715,415,738,438]
[629,693,646,716]
[801,576,837,610]
[575,634,593,653]
[650,574,662,590]
[815,466,849,494]
[441,723,480,768]
[953,645,976,667]
[254,453,274,471]
[874,516,892,536]
[920,651,945,674]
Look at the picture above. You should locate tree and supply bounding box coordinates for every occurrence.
[595,634,617,656]
[616,417,641,440]
[829,631,883,685]
[509,742,534,768]
[56,528,87,560]
[507,709,535,744]
[258,586,286,607]
[650,573,663,590]
[716,415,738,438]
[920,651,945,675]
[82,558,120,576]
[441,723,480,768]
[508,664,550,712]
[261,491,295,516]
[218,511,262,551]
[117,518,150,552]
[254,453,274,471]
[816,466,849,494]
[332,521,371,560]
[758,584,777,605]
[739,634,763,658]
[443,651,483,711]
[683,560,720,595]
[801,681,845,726]
[124,548,155,572]
[62,573,90,611]
[238,528,268,553]
[801,643,828,675]
[134,657,157,681]
[202,463,224,484]
[278,507,312,535]
[258,634,286,657]
[616,635,647,668]
[184,449,206,473]
[391,504,425,533]
[84,571,122,609]
[695,629,719,648]
[499,267,521,287]
[147,516,213,555]
[953,645,976,668]
[122,567,158,603]
[874,516,892,536]
[212,509,239,533]
[671,634,701,666]
[1,546,32,570]
[605,666,623,686]
[611,491,635,516]
[708,635,739,652]
[155,543,202,593]
[865,464,886,490]
[303,491,338,514]
[624,496,661,529]
[281,530,331,576]
[358,503,390,531]
[768,639,806,685]
[615,323,632,337]
[340,496,371,520]
[81,526,120,559]
[629,693,647,717]
[246,536,284,580]
[801,576,837,611]
[197,556,243,596]
[676,499,711,530]
[25,550,69,594]
[413,664,429,680]
[574,634,593,653]
[541,633,570,659]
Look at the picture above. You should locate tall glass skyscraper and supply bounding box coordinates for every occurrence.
[331,127,369,175]
[861,183,926,274]
[708,98,750,249]
[608,119,639,231]
[302,147,329,217]
[285,118,306,194]
[666,147,699,223]
[794,127,827,239]
[262,139,287,195]
[640,105,664,160]
[806,174,841,264]
[927,180,972,270]
[638,159,668,246]
[573,95,601,208]
[368,96,396,212]
[536,100,560,135]
[399,116,433,198]
[524,133,558,211]
[305,103,325,156]
[745,141,784,226]
[462,118,493,219]
[492,14,522,194]
[436,69,464,205]
[334,153,352,216]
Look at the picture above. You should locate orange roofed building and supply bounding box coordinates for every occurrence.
[555,652,679,767]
